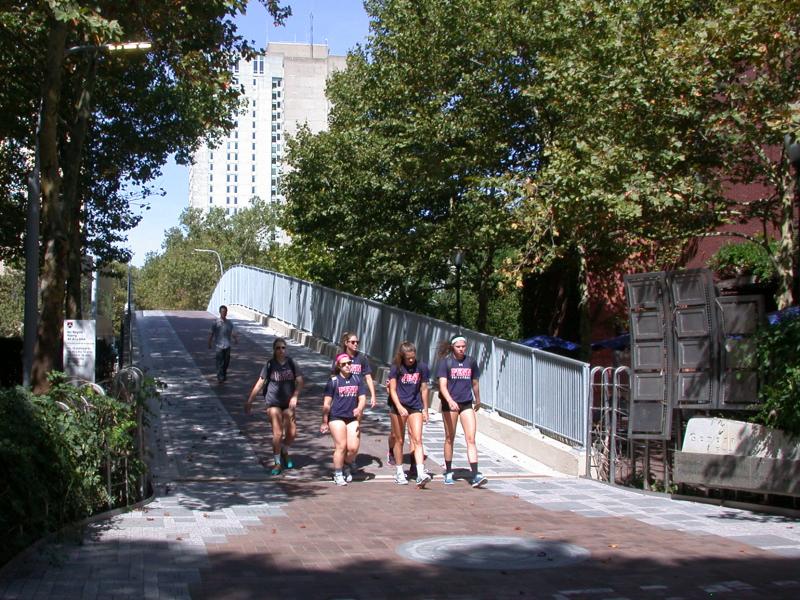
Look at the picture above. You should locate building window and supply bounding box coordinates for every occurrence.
[209,185,213,192]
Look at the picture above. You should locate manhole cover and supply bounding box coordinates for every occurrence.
[396,535,590,570]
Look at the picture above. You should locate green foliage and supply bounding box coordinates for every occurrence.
[707,241,778,282]
[0,373,147,566]
[136,201,294,310]
[751,316,800,436]
[284,0,533,330]
[0,266,24,337]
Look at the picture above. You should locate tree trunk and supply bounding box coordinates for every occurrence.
[31,19,68,393]
[63,55,98,320]
[475,248,496,333]
[775,170,797,310]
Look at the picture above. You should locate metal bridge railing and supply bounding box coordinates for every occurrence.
[210,265,590,447]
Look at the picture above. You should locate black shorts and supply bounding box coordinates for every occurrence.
[329,416,357,425]
[440,400,473,413]
[266,400,291,411]
[389,405,422,416]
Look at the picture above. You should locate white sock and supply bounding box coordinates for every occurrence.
[274,454,281,465]
[416,463,425,477]
[396,465,405,477]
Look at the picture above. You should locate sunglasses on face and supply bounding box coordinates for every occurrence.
[339,360,352,366]
[348,340,360,344]
[275,346,286,350]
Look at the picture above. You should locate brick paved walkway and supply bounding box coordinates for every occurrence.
[1,309,799,600]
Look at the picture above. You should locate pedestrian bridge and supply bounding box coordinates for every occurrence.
[207,265,590,471]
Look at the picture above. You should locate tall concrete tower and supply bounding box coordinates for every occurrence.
[188,43,346,214]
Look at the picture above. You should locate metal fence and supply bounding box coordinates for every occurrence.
[209,265,590,447]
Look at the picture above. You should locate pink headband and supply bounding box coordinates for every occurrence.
[335,353,351,364]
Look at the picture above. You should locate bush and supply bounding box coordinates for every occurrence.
[750,315,800,436]
[0,373,147,566]
[707,240,777,282]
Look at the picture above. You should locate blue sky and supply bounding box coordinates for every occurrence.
[126,0,370,266]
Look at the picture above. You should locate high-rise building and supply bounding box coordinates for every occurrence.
[188,43,347,214]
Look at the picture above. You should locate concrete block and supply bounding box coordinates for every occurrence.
[682,417,800,459]
[375,366,391,388]
[675,417,800,496]
[674,452,800,497]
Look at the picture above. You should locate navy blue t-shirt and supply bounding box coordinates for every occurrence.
[324,374,366,418]
[329,352,372,377]
[388,362,430,410]
[435,355,480,403]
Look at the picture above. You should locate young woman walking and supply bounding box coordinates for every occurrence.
[331,331,381,467]
[436,335,486,488]
[321,353,367,486]
[387,341,431,488]
[245,338,304,475]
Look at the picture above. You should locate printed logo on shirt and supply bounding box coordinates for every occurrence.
[339,385,359,396]
[271,369,295,382]
[350,363,363,375]
[450,367,472,379]
[400,372,421,385]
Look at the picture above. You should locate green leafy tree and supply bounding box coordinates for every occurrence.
[0,266,24,337]
[500,0,799,354]
[284,0,536,333]
[136,200,293,310]
[0,1,291,391]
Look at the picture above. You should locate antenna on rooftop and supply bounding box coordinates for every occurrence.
[310,12,314,58]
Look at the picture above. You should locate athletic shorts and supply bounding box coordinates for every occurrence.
[329,416,357,425]
[389,405,422,416]
[266,400,292,411]
[440,400,473,413]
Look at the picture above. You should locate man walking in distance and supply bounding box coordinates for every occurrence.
[208,305,238,382]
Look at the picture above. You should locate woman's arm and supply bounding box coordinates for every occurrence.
[320,395,332,433]
[245,377,266,414]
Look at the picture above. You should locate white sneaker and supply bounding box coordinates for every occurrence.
[343,465,353,483]
[415,473,431,489]
[333,472,348,486]
[394,472,408,485]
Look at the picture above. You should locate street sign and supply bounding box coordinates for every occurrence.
[63,319,95,382]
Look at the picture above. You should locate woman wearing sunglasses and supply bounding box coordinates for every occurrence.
[245,337,304,475]
[321,353,367,485]
[387,341,431,488]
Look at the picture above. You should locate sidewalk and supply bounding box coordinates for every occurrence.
[1,309,799,599]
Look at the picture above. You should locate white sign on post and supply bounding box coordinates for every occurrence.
[63,319,96,382]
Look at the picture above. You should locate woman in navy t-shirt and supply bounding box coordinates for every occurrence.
[387,341,431,488]
[435,335,486,488]
[321,353,366,486]
[245,338,304,475]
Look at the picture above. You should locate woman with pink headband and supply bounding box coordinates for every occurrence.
[321,353,367,486]
[435,335,486,488]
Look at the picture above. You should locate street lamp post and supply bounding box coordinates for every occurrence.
[194,248,224,279]
[453,250,464,330]
[22,40,152,388]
